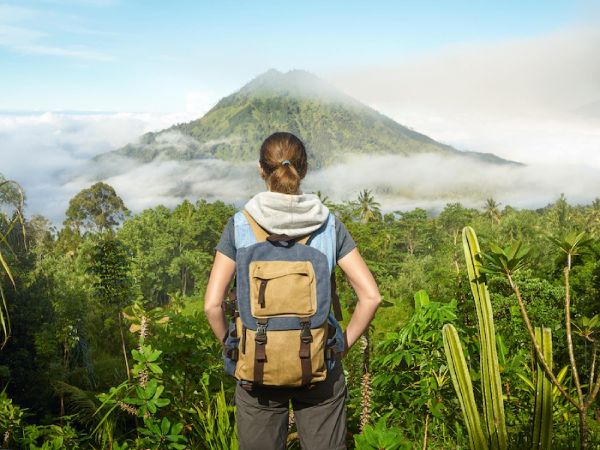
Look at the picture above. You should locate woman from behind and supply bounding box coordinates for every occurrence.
[204,131,381,450]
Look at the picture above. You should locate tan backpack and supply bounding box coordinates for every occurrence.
[222,209,345,389]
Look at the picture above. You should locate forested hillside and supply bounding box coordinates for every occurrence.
[1,177,600,449]
[95,70,513,169]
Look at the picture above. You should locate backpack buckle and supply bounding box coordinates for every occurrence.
[300,321,313,344]
[255,321,268,345]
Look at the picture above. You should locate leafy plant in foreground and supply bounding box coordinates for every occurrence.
[442,227,554,450]
[0,386,23,447]
[0,178,26,348]
[189,379,237,450]
[93,308,186,449]
[353,418,411,449]
[372,290,457,445]
[482,230,597,449]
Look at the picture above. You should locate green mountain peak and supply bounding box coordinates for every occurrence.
[95,69,516,168]
[234,68,356,104]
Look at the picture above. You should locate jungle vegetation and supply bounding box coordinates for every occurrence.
[1,176,600,449]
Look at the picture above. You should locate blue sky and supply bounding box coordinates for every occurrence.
[1,0,596,112]
[1,1,600,225]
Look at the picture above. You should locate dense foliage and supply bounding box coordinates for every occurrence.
[1,177,600,448]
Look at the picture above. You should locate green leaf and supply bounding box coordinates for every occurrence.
[161,416,170,435]
[414,290,430,311]
[131,349,142,361]
[462,227,508,450]
[154,398,170,408]
[123,397,144,406]
[148,363,163,374]
[144,379,158,399]
[170,422,184,436]
[516,373,535,392]
[146,349,162,362]
[147,401,157,414]
[153,385,164,401]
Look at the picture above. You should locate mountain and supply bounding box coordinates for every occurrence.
[95,69,516,168]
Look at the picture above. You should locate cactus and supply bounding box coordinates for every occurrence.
[442,227,554,450]
[532,327,553,449]
[442,324,488,450]
[462,226,508,450]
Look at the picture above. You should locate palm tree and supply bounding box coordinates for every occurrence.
[314,190,329,204]
[483,197,502,225]
[313,190,335,210]
[0,179,26,349]
[353,189,382,224]
[587,198,600,235]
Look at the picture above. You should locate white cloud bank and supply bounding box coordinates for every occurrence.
[326,25,600,167]
[4,110,600,230]
[306,154,600,212]
[2,111,197,226]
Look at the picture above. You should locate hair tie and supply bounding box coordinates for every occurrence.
[281,159,291,166]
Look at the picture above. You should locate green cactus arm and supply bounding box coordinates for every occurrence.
[442,324,489,450]
[532,327,553,450]
[462,226,508,450]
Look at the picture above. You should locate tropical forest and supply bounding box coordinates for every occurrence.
[1,176,600,449]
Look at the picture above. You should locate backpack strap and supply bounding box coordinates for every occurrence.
[305,213,336,272]
[254,318,268,385]
[299,319,313,385]
[330,272,343,321]
[241,210,269,242]
[234,211,256,249]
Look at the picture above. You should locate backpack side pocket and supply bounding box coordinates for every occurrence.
[325,314,345,372]
[223,319,240,377]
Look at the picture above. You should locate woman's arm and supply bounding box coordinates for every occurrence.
[204,251,236,343]
[337,248,381,351]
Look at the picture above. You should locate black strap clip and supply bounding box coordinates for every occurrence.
[255,321,268,345]
[300,320,313,345]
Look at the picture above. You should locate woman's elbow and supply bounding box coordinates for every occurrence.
[372,293,383,308]
[203,299,219,316]
[362,290,382,308]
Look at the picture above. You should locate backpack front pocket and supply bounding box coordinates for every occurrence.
[249,261,316,317]
[234,322,328,386]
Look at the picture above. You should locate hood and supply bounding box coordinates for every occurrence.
[244,191,330,237]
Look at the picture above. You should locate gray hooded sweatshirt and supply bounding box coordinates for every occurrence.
[215,191,356,262]
[244,191,330,237]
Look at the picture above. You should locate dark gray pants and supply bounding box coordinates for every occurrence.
[235,363,347,450]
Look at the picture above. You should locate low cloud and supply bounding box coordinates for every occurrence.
[0,111,196,226]
[4,112,599,229]
[305,154,600,212]
[329,26,600,117]
[327,25,600,167]
[63,157,260,213]
[113,130,241,163]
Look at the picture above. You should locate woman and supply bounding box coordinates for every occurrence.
[204,131,381,450]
